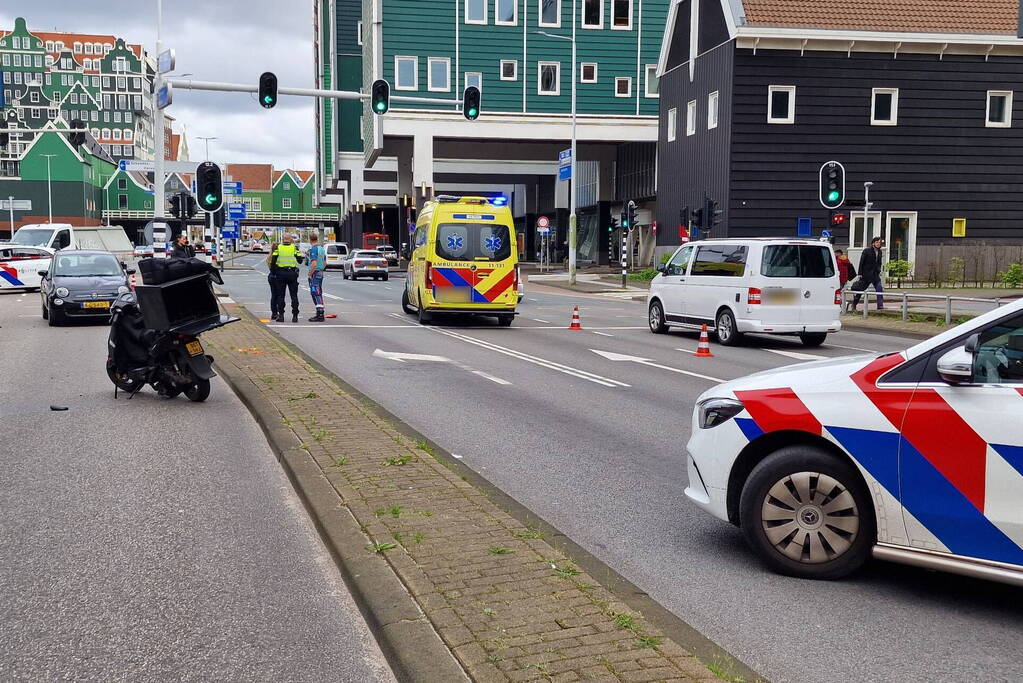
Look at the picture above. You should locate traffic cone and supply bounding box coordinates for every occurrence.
[695,324,714,358]
[568,305,583,330]
[325,313,337,319]
[129,272,137,291]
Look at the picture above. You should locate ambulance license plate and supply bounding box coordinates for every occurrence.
[186,341,204,356]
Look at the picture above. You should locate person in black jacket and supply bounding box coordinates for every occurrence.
[169,234,195,259]
[852,236,885,311]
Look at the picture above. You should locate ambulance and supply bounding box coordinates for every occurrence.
[686,298,1023,586]
[402,196,519,326]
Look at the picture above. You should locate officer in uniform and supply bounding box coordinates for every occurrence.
[266,241,283,321]
[269,234,304,322]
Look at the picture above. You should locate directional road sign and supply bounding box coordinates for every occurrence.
[221,230,239,239]
[119,159,198,174]
[559,149,571,165]
[223,219,240,230]
[158,49,176,75]
[0,199,32,211]
[157,83,173,110]
[228,203,247,219]
[558,165,572,181]
[222,181,243,195]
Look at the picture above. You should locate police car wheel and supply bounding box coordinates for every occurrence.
[739,446,875,580]
[648,301,668,334]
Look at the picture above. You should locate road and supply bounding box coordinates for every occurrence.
[222,254,1023,683]
[0,288,394,682]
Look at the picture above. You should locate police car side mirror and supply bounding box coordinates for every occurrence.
[937,346,974,385]
[37,269,48,278]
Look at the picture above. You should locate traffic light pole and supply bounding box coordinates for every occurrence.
[167,79,459,107]
[154,0,166,244]
[621,232,628,289]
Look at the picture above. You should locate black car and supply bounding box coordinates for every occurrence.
[39,250,134,326]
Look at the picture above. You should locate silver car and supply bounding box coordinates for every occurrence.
[343,249,389,281]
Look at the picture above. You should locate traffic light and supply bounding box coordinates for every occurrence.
[169,194,182,219]
[371,79,390,115]
[213,206,226,229]
[69,118,86,147]
[0,119,8,148]
[196,161,224,212]
[625,200,637,230]
[258,72,278,109]
[819,161,845,209]
[704,197,723,231]
[692,206,705,230]
[463,85,481,121]
[620,209,629,230]
[829,210,847,229]
[609,216,619,233]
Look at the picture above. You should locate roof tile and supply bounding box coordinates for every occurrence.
[742,0,1018,34]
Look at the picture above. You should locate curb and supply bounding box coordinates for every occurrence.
[214,353,468,683]
[215,305,765,683]
[839,321,936,340]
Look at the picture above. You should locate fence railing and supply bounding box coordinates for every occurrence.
[842,290,1010,325]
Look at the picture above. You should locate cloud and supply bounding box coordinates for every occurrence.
[1,1,317,169]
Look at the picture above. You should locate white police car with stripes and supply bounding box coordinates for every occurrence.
[686,298,1023,585]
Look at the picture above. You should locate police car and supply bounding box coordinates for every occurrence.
[686,298,1023,586]
[0,245,55,291]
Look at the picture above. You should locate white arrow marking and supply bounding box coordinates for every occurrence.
[591,349,724,383]
[763,348,825,362]
[373,349,452,363]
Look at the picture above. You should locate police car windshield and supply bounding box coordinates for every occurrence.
[11,228,54,247]
[52,254,122,277]
[436,223,511,261]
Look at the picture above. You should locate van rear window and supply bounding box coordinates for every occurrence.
[761,245,836,278]
[436,223,511,261]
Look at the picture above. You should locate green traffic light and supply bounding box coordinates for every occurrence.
[827,190,841,202]
[264,95,274,104]
[205,193,217,204]
[375,102,386,112]
[468,108,478,117]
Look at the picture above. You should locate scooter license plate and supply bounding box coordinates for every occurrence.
[186,341,204,356]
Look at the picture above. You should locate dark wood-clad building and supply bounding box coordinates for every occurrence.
[656,0,1023,277]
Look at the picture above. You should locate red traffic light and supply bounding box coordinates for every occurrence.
[829,210,848,228]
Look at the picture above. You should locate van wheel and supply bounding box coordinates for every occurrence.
[800,332,827,348]
[383,273,389,281]
[417,299,432,325]
[715,309,742,346]
[401,288,416,315]
[648,301,667,334]
[497,314,514,327]
[739,446,875,580]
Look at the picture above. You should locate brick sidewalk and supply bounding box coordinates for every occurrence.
[205,305,745,683]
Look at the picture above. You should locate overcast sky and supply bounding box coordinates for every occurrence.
[1,0,317,170]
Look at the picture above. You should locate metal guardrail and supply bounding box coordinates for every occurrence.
[842,290,1010,325]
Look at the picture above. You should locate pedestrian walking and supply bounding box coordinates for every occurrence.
[306,234,327,322]
[269,234,304,322]
[170,234,195,259]
[835,249,856,287]
[852,237,885,311]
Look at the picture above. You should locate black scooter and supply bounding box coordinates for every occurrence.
[106,262,238,401]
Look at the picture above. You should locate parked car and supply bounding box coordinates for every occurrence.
[342,249,389,281]
[133,245,155,259]
[39,250,134,326]
[648,238,841,347]
[376,244,399,267]
[685,298,1023,587]
[0,245,54,291]
[325,242,349,270]
[250,242,267,253]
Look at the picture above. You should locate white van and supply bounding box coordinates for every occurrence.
[11,223,135,261]
[324,242,349,270]
[647,238,842,347]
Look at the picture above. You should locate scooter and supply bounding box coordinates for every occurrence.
[106,291,237,401]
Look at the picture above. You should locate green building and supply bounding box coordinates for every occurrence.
[314,0,665,262]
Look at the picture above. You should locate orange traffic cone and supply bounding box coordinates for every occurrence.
[129,272,137,290]
[568,305,583,330]
[695,324,714,358]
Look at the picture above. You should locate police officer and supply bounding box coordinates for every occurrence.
[266,241,283,321]
[270,234,304,322]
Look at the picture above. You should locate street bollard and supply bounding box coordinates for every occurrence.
[902,294,908,322]
[863,293,869,318]
[946,297,952,326]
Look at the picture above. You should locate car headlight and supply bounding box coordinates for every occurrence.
[53,298,64,306]
[55,287,69,297]
[117,285,130,294]
[698,398,745,429]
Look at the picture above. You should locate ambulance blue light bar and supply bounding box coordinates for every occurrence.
[452,214,496,220]
[490,196,508,206]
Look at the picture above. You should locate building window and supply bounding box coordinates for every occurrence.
[500,60,518,81]
[92,128,99,137]
[582,0,603,28]
[12,37,19,49]
[615,77,631,97]
[114,111,122,122]
[1,54,7,66]
[117,76,127,89]
[124,146,133,157]
[84,43,93,54]
[92,76,99,87]
[46,40,54,51]
[496,0,517,25]
[13,54,21,67]
[395,56,418,90]
[118,194,128,209]
[686,99,696,136]
[125,112,132,123]
[667,107,677,141]
[284,182,291,190]
[539,0,560,27]
[253,199,262,212]
[31,108,40,119]
[708,91,719,129]
[132,77,140,89]
[645,65,658,97]
[124,130,132,141]
[118,177,127,189]
[987,90,1013,128]
[538,62,560,95]
[767,85,795,124]
[428,57,451,92]
[465,72,483,92]
[871,88,898,126]
[30,91,39,103]
[74,42,82,53]
[357,21,363,45]
[580,63,597,83]
[612,0,632,29]
[466,0,487,24]
[113,128,122,140]
[282,198,293,209]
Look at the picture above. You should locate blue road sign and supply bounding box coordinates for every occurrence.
[221,230,239,239]
[558,164,572,181]
[157,83,173,109]
[797,217,812,238]
[228,203,247,219]
[222,181,243,195]
[223,219,240,230]
[821,229,832,240]
[118,160,127,171]
[559,149,571,165]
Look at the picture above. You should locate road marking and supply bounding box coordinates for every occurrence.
[592,331,614,337]
[828,343,882,353]
[763,348,826,362]
[374,349,451,363]
[218,296,236,304]
[532,318,552,324]
[268,324,423,329]
[430,328,630,388]
[676,348,696,355]
[472,370,512,385]
[591,349,724,383]
[323,293,345,300]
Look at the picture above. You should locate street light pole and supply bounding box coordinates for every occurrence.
[196,135,217,161]
[7,195,14,238]
[153,0,166,237]
[42,154,57,223]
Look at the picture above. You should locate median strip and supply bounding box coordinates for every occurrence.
[206,303,761,683]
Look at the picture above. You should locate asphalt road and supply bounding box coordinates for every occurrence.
[0,288,394,682]
[222,254,1023,683]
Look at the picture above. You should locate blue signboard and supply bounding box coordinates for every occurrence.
[797,217,812,238]
[558,164,572,181]
[221,230,239,239]
[821,229,832,240]
[228,203,246,219]
[223,219,240,230]
[222,181,243,195]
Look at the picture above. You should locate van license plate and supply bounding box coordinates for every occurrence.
[186,341,204,356]
[763,290,798,304]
